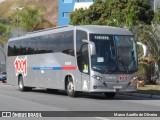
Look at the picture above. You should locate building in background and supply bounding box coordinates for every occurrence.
[73,2,93,10]
[58,0,94,26]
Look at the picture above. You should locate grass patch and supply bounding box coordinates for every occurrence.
[138,85,160,96]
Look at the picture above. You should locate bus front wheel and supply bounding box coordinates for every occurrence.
[66,77,78,97]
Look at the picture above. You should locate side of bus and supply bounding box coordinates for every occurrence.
[7,27,90,97]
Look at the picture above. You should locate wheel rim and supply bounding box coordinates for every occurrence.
[67,81,74,94]
[19,78,23,89]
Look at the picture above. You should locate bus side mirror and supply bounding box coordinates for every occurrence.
[137,42,148,57]
[82,39,96,56]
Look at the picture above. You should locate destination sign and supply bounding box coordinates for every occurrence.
[94,35,110,40]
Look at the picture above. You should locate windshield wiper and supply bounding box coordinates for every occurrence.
[118,58,129,73]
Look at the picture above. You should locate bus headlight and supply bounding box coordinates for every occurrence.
[92,75,103,81]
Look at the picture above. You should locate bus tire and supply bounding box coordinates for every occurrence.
[104,92,116,98]
[18,76,32,91]
[66,77,78,97]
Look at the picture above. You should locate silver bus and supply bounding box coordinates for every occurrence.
[7,25,147,98]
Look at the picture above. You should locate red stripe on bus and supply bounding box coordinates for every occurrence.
[62,66,77,70]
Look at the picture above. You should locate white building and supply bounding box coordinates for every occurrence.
[74,2,93,10]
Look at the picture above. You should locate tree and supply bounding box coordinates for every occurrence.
[70,0,106,25]
[0,23,10,63]
[133,9,160,84]
[17,6,54,32]
[153,9,160,24]
[70,0,154,30]
[0,23,7,38]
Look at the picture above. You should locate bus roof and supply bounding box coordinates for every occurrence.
[77,25,133,35]
[9,25,133,41]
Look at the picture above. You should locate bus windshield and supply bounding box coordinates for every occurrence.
[90,34,137,74]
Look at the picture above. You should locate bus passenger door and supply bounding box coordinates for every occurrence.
[77,44,90,91]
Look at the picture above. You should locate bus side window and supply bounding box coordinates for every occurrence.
[61,31,74,56]
[8,42,14,56]
[14,41,21,56]
[21,39,28,55]
[13,45,17,56]
[48,34,59,53]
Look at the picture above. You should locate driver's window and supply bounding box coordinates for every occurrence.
[79,44,89,74]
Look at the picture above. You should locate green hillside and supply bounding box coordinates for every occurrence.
[0,0,58,25]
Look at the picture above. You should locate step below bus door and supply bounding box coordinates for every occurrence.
[81,72,90,91]
[81,64,90,91]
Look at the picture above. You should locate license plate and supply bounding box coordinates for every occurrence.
[119,76,128,81]
[113,86,122,89]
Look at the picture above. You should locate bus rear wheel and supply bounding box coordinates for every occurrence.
[18,76,32,91]
[66,77,78,97]
[104,92,116,98]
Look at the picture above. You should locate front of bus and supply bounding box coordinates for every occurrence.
[89,33,138,93]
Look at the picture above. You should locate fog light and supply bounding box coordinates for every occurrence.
[128,76,138,85]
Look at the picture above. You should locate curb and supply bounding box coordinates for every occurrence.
[119,93,160,99]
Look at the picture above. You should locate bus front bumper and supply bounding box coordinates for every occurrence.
[88,82,137,93]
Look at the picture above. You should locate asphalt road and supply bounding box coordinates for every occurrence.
[0,84,160,120]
